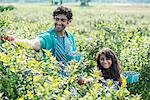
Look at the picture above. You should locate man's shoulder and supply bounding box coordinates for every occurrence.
[38,27,55,38]
[47,27,55,35]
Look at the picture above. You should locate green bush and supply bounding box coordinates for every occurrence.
[0,5,16,12]
[75,14,149,99]
[0,41,140,99]
[80,0,90,6]
[0,4,149,99]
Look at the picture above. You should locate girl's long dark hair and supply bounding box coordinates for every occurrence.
[96,48,121,83]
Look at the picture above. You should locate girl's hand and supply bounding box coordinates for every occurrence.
[77,78,86,85]
[99,69,103,77]
[99,76,104,80]
[99,70,104,80]
[85,78,93,83]
[77,78,93,85]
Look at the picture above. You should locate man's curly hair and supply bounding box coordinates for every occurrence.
[53,6,73,22]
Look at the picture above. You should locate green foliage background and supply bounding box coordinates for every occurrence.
[0,3,149,99]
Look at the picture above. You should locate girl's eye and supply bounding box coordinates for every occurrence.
[100,58,104,61]
[106,58,111,60]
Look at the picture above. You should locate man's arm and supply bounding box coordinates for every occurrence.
[1,35,41,51]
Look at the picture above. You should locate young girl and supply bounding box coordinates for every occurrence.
[78,48,122,86]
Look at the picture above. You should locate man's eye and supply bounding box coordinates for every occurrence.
[55,18,59,21]
[61,19,66,22]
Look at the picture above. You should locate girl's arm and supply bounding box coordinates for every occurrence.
[77,78,94,85]
[118,77,122,86]
[77,70,104,85]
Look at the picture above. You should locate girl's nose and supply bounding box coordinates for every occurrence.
[103,59,106,62]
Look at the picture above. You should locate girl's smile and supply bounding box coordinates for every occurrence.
[99,54,112,69]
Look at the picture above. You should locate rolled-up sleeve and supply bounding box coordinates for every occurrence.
[36,32,49,49]
[36,32,53,50]
[37,36,46,49]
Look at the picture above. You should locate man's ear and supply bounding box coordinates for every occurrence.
[50,15,54,20]
[67,19,72,24]
[67,21,70,24]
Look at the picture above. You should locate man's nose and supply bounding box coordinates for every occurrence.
[57,20,62,24]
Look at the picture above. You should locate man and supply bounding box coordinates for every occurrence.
[1,6,80,63]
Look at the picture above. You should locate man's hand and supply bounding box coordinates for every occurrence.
[0,35,15,41]
[0,35,40,51]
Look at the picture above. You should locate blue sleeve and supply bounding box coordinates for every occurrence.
[37,36,46,49]
[36,32,52,50]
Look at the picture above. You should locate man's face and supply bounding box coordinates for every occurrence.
[54,14,69,32]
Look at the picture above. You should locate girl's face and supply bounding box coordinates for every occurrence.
[99,54,112,69]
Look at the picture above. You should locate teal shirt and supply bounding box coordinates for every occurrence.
[37,27,80,63]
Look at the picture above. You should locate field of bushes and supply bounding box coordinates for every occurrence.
[0,3,149,99]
